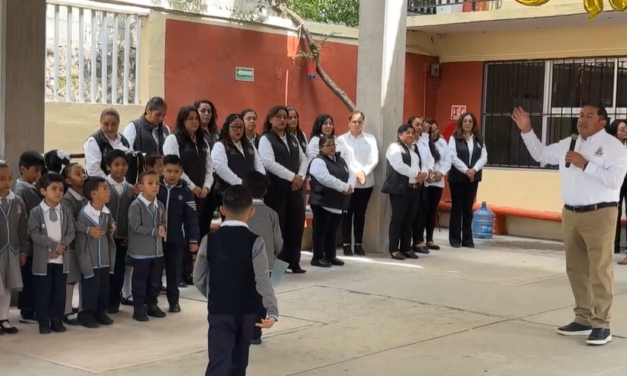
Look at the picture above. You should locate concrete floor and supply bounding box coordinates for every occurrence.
[3,231,627,375]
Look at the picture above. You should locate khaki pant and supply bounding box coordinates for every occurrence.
[562,206,617,329]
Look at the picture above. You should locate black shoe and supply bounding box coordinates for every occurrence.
[343,244,353,256]
[169,304,181,313]
[179,281,188,288]
[556,322,592,336]
[328,258,345,266]
[390,252,405,260]
[133,312,150,322]
[108,306,120,314]
[39,323,51,335]
[96,313,114,326]
[120,296,134,306]
[78,312,100,329]
[184,276,194,285]
[63,313,80,326]
[147,305,167,318]
[311,259,332,268]
[354,244,366,256]
[426,242,441,250]
[586,328,612,346]
[19,313,37,324]
[72,307,79,314]
[413,245,430,254]
[160,285,167,293]
[401,250,419,259]
[251,338,262,345]
[462,242,475,248]
[51,320,67,333]
[450,242,461,248]
[289,266,307,274]
[0,320,18,334]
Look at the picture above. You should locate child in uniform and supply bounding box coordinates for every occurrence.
[60,163,87,326]
[242,171,283,345]
[194,185,278,376]
[157,155,199,313]
[15,151,46,325]
[128,171,167,322]
[27,173,76,334]
[75,177,116,328]
[0,162,29,334]
[105,150,136,313]
[145,153,163,175]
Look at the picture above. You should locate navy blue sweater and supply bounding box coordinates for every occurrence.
[157,177,200,246]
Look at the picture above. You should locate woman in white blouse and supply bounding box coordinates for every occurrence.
[286,106,308,154]
[447,112,488,248]
[83,108,132,178]
[307,114,343,162]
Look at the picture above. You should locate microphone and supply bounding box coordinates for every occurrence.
[565,133,578,168]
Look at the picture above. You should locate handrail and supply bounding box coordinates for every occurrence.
[438,201,562,222]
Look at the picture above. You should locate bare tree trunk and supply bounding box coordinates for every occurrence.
[275,3,356,111]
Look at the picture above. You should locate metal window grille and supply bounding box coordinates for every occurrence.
[408,0,497,15]
[482,57,627,169]
[45,1,146,104]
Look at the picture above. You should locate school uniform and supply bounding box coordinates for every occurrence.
[127,194,166,317]
[157,177,199,307]
[61,189,88,285]
[0,192,29,292]
[15,179,41,322]
[27,202,76,329]
[105,176,135,310]
[75,203,116,325]
[193,221,279,376]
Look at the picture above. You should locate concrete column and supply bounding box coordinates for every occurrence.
[357,0,407,253]
[0,0,46,167]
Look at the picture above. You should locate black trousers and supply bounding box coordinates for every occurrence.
[615,179,627,253]
[425,186,444,242]
[388,187,422,253]
[18,255,36,318]
[449,181,479,246]
[341,187,373,244]
[164,242,183,305]
[412,187,429,245]
[252,271,270,341]
[207,314,256,376]
[264,187,305,269]
[109,239,128,310]
[33,264,67,324]
[311,205,342,261]
[132,257,164,311]
[183,194,211,281]
[81,267,110,317]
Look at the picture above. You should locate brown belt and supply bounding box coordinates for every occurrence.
[563,202,617,213]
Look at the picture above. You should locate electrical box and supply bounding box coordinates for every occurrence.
[430,63,440,77]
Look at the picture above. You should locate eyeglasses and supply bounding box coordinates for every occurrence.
[230,125,244,131]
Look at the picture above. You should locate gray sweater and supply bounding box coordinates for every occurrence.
[249,201,283,271]
[15,180,41,256]
[0,194,29,258]
[74,206,116,278]
[127,198,166,258]
[106,181,135,239]
[27,204,76,276]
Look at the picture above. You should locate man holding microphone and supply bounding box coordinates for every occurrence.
[512,103,627,346]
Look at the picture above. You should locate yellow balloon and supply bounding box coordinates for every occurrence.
[584,0,603,19]
[609,0,627,11]
[514,0,550,5]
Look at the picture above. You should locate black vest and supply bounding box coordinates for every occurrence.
[202,129,219,150]
[205,226,260,314]
[381,141,422,196]
[131,116,169,154]
[89,130,131,174]
[263,131,301,192]
[308,153,351,210]
[175,133,208,188]
[448,137,483,183]
[214,140,256,193]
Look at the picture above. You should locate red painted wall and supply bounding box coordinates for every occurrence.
[164,20,437,136]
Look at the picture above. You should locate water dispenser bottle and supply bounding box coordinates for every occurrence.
[472,202,494,240]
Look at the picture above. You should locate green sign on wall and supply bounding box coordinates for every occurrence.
[235,67,254,82]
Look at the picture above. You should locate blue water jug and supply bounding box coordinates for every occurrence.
[472,202,494,240]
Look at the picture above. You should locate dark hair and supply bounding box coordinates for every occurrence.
[397,124,414,136]
[138,170,158,184]
[162,154,182,166]
[219,113,255,156]
[125,152,145,185]
[348,110,365,121]
[43,150,71,174]
[407,116,422,126]
[174,106,205,149]
[105,149,127,167]
[262,105,290,133]
[286,106,307,151]
[145,153,163,168]
[240,108,257,119]
[310,114,335,139]
[100,107,120,122]
[19,151,45,171]
[583,101,609,122]
[61,162,80,180]
[242,171,268,199]
[194,99,218,135]
[606,119,627,139]
[222,185,253,216]
[82,176,106,201]
[453,112,483,146]
[145,96,167,114]
[318,134,335,149]
[38,173,64,191]
[428,119,441,162]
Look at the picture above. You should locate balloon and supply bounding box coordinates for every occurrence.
[584,0,603,19]
[609,0,627,11]
[514,0,550,5]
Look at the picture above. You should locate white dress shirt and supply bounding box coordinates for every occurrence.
[162,134,214,190]
[122,121,170,149]
[448,135,488,174]
[336,131,379,189]
[258,133,308,181]
[211,141,266,186]
[83,203,110,224]
[107,175,127,195]
[385,142,427,184]
[306,135,347,164]
[83,133,132,179]
[309,156,356,214]
[521,129,627,206]
[430,137,452,188]
[40,202,64,264]
[414,133,435,172]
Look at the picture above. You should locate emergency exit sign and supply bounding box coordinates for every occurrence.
[235,67,254,82]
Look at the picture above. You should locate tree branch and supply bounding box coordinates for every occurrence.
[275,2,356,111]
